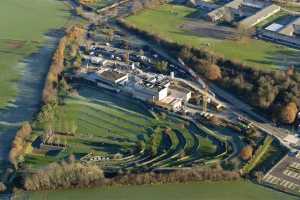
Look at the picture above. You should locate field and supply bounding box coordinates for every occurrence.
[0,0,70,108]
[90,0,116,9]
[126,4,300,69]
[24,86,223,170]
[27,181,299,200]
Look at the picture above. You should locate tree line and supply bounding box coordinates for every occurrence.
[24,157,104,191]
[8,122,32,169]
[43,25,85,105]
[117,19,300,124]
[22,158,240,191]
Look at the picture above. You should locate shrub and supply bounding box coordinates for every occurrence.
[240,145,253,161]
[9,122,32,168]
[24,162,104,191]
[279,102,298,124]
[0,182,6,192]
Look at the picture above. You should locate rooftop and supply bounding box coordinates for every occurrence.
[98,69,128,82]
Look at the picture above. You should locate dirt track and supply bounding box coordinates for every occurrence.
[180,19,240,40]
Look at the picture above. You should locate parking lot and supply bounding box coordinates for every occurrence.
[263,151,300,195]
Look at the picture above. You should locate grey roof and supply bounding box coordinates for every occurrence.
[239,4,281,28]
[279,17,300,36]
[99,70,128,82]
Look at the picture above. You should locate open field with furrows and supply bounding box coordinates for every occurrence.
[126,4,300,69]
[0,0,70,108]
[24,86,224,170]
[27,181,299,200]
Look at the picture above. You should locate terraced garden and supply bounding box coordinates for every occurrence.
[24,86,229,171]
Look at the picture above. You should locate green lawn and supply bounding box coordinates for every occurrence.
[25,87,220,169]
[0,0,70,108]
[126,4,300,69]
[27,181,299,200]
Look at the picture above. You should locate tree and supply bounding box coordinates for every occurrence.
[0,182,6,192]
[279,102,298,124]
[155,61,168,73]
[240,145,253,161]
[123,52,130,63]
[205,63,222,80]
[107,29,114,42]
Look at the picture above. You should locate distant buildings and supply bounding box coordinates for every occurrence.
[238,4,281,28]
[207,0,244,22]
[278,17,300,36]
[259,16,300,48]
[207,0,280,29]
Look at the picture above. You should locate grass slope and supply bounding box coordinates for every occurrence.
[28,181,299,200]
[0,0,70,108]
[126,4,300,69]
[24,87,218,169]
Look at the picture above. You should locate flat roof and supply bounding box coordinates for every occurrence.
[265,23,284,32]
[169,85,191,94]
[239,4,281,28]
[98,70,127,82]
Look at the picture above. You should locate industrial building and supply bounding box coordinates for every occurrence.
[207,0,280,29]
[126,75,171,102]
[259,15,300,48]
[278,17,300,36]
[238,4,281,28]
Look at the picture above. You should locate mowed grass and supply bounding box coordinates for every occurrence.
[25,87,220,169]
[0,0,70,108]
[126,4,300,69]
[25,87,157,167]
[28,181,299,200]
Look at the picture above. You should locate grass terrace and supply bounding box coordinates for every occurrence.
[24,86,225,170]
[125,4,300,69]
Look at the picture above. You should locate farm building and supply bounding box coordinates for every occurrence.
[279,17,300,36]
[238,4,281,28]
[259,15,300,48]
[207,0,243,22]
